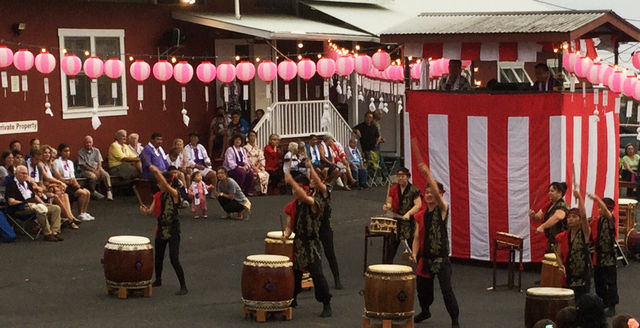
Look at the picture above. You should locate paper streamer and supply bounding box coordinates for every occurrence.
[627,100,633,118]
[266,83,271,99]
[205,85,209,111]
[602,90,608,106]
[284,84,290,100]
[162,84,167,111]
[243,84,249,101]
[111,82,117,102]
[137,84,144,110]
[21,75,28,101]
[324,80,329,97]
[224,86,229,102]
[594,89,599,105]
[1,71,7,97]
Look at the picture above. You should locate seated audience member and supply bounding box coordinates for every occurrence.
[223,134,254,195]
[78,135,112,201]
[213,167,250,220]
[167,147,189,187]
[0,150,14,202]
[612,314,638,328]
[5,165,63,242]
[54,144,94,222]
[438,59,471,91]
[249,109,264,130]
[11,149,23,173]
[318,135,340,182]
[533,63,558,92]
[346,138,368,188]
[209,113,227,157]
[533,319,556,328]
[9,139,21,152]
[326,133,356,188]
[244,130,269,195]
[24,138,40,160]
[283,142,306,178]
[305,135,322,171]
[184,132,217,186]
[575,294,607,328]
[108,130,142,180]
[264,133,284,194]
[141,132,168,180]
[556,306,578,328]
[39,145,79,228]
[297,142,307,161]
[127,132,144,155]
[227,111,249,137]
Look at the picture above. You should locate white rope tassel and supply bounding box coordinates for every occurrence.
[378,96,384,110]
[182,109,190,127]
[369,97,376,112]
[320,103,331,130]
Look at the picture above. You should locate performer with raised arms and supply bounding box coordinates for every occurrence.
[410,162,460,327]
[281,173,332,317]
[139,165,188,296]
[529,182,569,252]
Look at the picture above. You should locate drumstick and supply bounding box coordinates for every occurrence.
[402,239,412,253]
[384,210,405,220]
[531,186,541,210]
[410,138,424,165]
[279,213,286,236]
[132,185,145,207]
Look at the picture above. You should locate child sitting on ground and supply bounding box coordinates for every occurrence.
[188,171,212,219]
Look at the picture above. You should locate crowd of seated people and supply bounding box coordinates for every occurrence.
[531,295,638,328]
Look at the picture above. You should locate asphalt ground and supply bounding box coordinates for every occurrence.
[1,187,638,328]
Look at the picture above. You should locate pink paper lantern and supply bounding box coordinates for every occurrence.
[562,53,571,72]
[196,61,216,83]
[336,56,354,77]
[317,58,336,79]
[431,59,442,77]
[574,57,593,79]
[235,61,256,82]
[0,46,14,68]
[277,59,297,82]
[372,50,391,71]
[635,78,640,101]
[130,60,151,82]
[13,49,34,72]
[461,60,472,69]
[410,63,421,80]
[61,54,82,77]
[633,51,640,70]
[217,62,236,84]
[391,65,404,82]
[104,58,125,79]
[599,65,614,87]
[83,56,104,79]
[587,63,602,85]
[173,61,194,85]
[354,55,372,75]
[607,70,626,93]
[439,58,450,75]
[153,60,174,82]
[382,66,391,80]
[566,53,579,73]
[35,51,56,75]
[297,58,316,81]
[622,75,638,97]
[257,60,277,82]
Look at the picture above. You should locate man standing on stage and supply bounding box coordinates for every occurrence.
[411,162,460,327]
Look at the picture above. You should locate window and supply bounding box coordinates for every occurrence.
[58,29,127,119]
[547,58,577,89]
[497,62,532,84]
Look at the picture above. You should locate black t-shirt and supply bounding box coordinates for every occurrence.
[353,122,379,152]
[4,178,36,208]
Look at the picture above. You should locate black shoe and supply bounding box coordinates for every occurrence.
[290,299,298,308]
[334,277,344,290]
[320,303,332,317]
[452,321,460,328]
[152,280,162,287]
[606,307,615,317]
[414,311,431,323]
[176,287,188,295]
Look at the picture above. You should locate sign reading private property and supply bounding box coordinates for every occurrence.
[0,120,38,135]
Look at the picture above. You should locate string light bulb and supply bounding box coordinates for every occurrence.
[297,55,302,60]
[355,45,360,51]
[255,57,260,62]
[84,50,90,56]
[317,54,322,59]
[473,67,479,72]
[408,56,413,61]
[62,49,67,54]
[129,56,134,62]
[41,48,47,53]
[171,57,177,63]
[235,55,240,61]
[298,42,304,49]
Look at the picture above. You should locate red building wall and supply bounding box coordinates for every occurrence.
[0,0,218,158]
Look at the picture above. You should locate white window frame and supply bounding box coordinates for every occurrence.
[58,28,128,119]
[497,61,533,84]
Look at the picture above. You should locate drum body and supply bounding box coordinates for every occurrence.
[364,264,415,320]
[540,253,562,288]
[626,230,640,255]
[264,231,295,260]
[103,235,154,288]
[524,287,575,328]
[496,232,523,247]
[369,217,397,234]
[241,254,294,311]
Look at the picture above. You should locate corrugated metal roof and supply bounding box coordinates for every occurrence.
[382,11,609,35]
[302,0,554,36]
[172,12,378,42]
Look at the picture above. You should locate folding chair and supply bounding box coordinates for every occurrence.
[365,150,383,187]
[2,206,41,241]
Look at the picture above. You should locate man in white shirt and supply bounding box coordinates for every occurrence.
[78,135,113,200]
[184,131,217,186]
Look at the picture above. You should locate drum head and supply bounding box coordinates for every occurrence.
[266,231,295,239]
[543,253,557,261]
[618,198,637,205]
[371,217,396,222]
[246,254,290,263]
[368,264,413,274]
[526,287,574,297]
[108,235,150,245]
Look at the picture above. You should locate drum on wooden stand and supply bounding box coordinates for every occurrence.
[525,287,574,328]
[626,230,640,256]
[103,235,154,288]
[364,264,415,320]
[264,231,295,260]
[540,253,562,288]
[369,217,397,234]
[241,254,294,311]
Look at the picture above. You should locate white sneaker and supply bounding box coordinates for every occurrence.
[92,191,105,200]
[181,200,190,208]
[78,213,91,222]
[85,213,96,221]
[106,191,113,201]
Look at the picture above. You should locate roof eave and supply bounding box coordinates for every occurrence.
[380,32,570,44]
[569,12,640,43]
[173,11,273,39]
